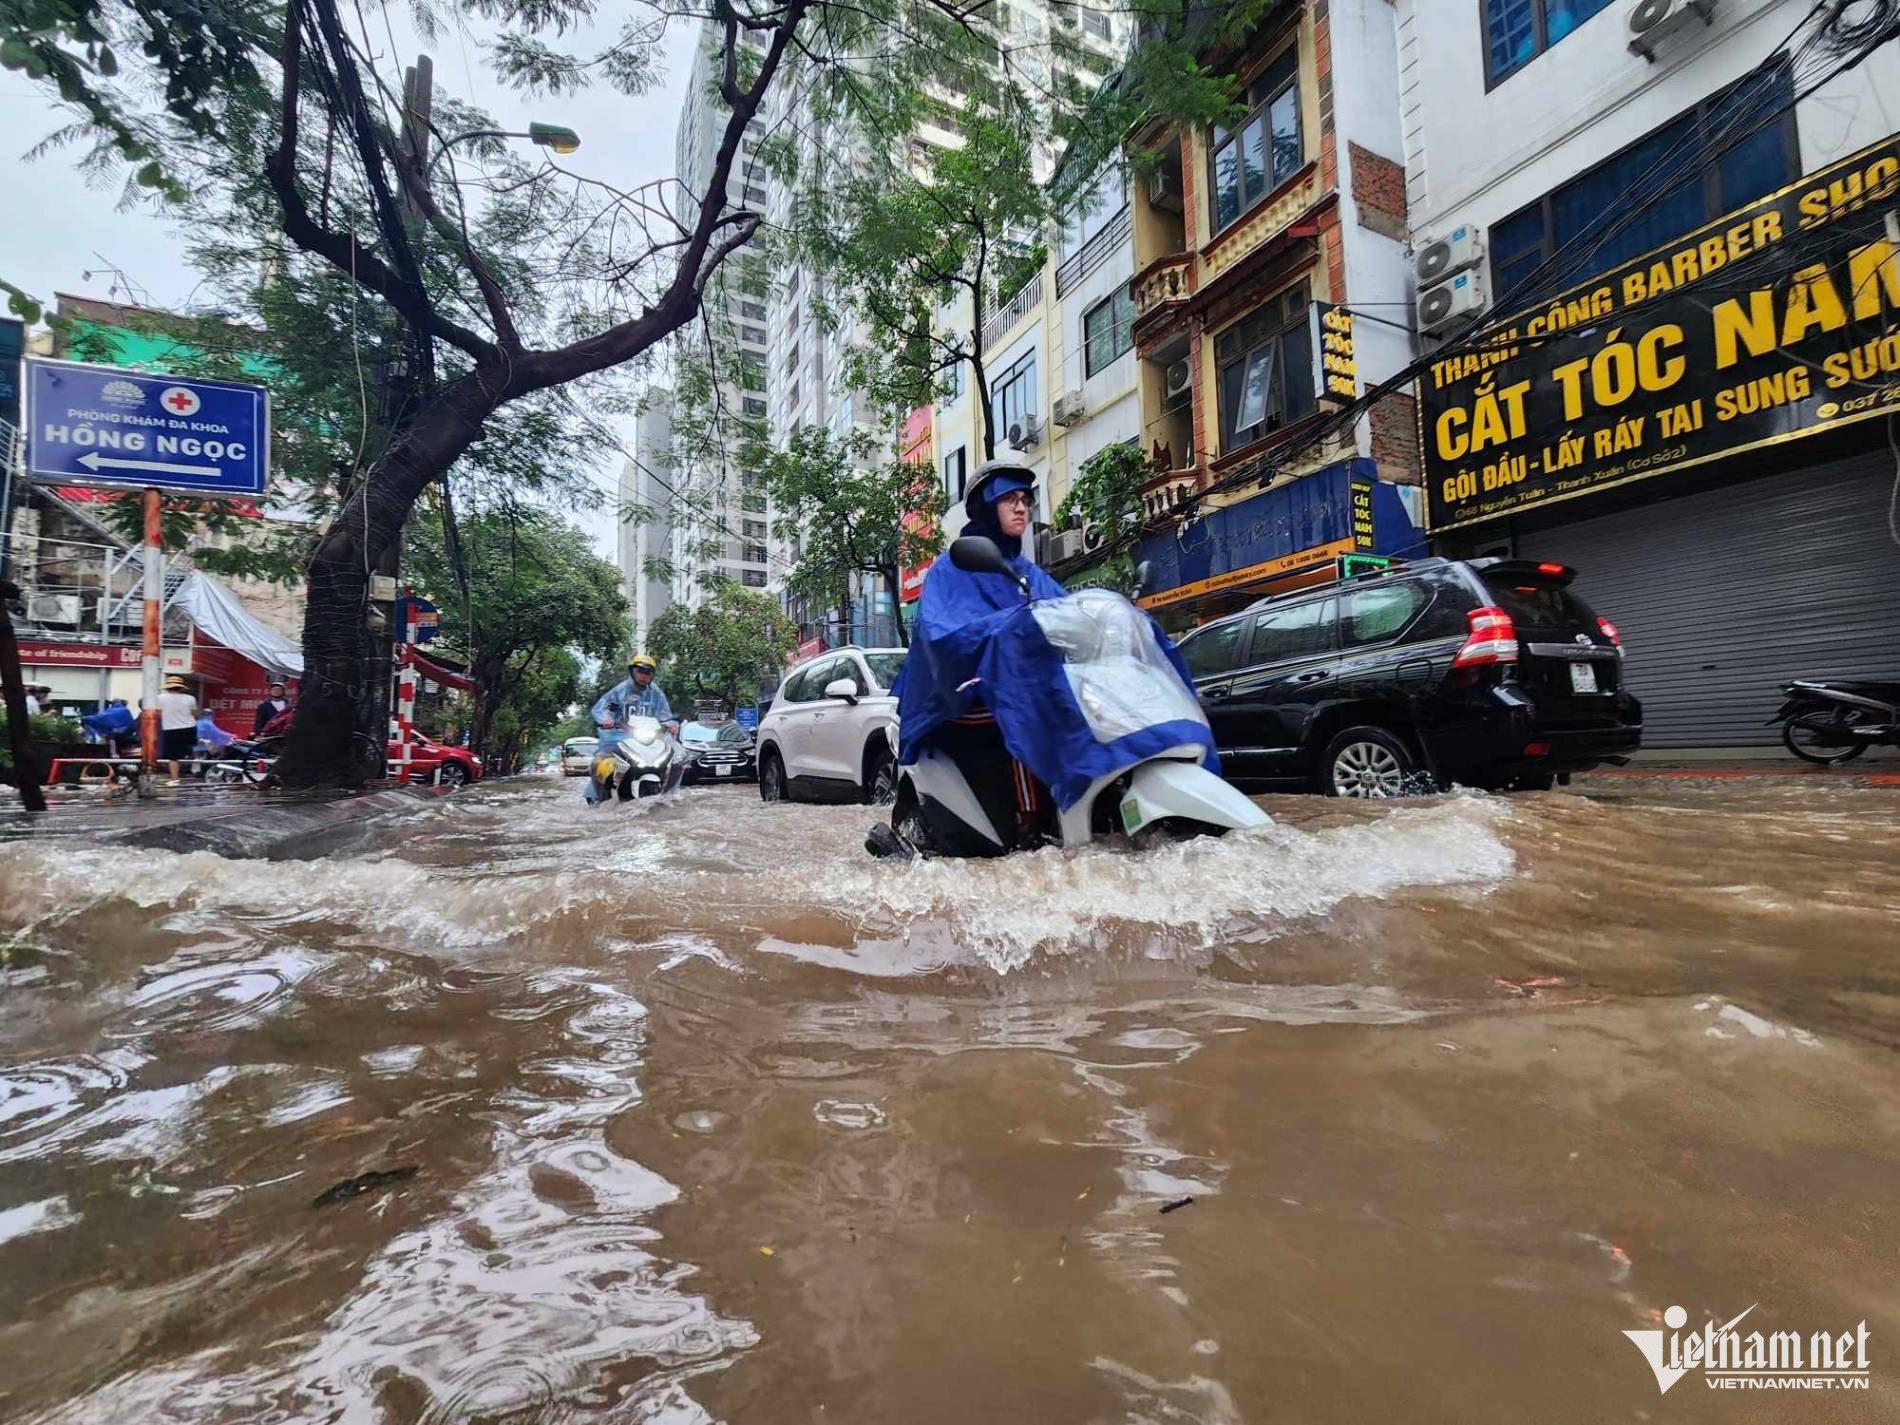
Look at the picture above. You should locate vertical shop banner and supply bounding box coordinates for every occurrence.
[1422,140,1900,531]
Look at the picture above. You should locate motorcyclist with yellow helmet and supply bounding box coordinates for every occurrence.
[586,655,678,803]
[593,655,678,738]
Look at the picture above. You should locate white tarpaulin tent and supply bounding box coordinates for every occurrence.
[170,571,305,679]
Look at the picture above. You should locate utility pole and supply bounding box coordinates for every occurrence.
[363,54,433,779]
[0,420,46,812]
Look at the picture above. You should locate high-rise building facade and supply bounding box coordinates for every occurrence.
[619,392,676,653]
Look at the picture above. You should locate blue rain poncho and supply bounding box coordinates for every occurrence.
[895,549,1219,812]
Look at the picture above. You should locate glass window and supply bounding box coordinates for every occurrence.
[944,446,968,501]
[1215,283,1314,452]
[1340,583,1426,648]
[864,652,906,688]
[779,667,816,703]
[823,659,863,696]
[741,569,768,588]
[1083,288,1135,376]
[1180,619,1244,679]
[992,351,1038,440]
[1208,46,1301,235]
[743,396,767,417]
[1247,598,1336,664]
[1484,0,1612,85]
[1490,63,1795,303]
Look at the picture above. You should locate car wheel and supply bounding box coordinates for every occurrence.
[864,742,898,806]
[1319,726,1416,798]
[1782,709,1869,765]
[759,749,789,802]
[437,762,469,788]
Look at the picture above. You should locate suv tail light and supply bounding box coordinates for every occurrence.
[1597,616,1622,648]
[1453,605,1518,667]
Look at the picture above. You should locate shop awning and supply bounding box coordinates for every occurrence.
[403,646,477,695]
[170,571,305,679]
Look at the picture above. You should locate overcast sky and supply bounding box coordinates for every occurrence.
[0,16,700,560]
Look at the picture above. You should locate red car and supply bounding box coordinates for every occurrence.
[248,715,482,788]
[389,729,482,787]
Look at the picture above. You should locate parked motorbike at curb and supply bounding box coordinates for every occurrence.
[1771,679,1900,765]
[870,537,1269,859]
[588,717,690,802]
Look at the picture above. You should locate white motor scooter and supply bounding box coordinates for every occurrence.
[871,537,1268,858]
[589,716,690,803]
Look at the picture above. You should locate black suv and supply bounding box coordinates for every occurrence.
[1173,557,1642,796]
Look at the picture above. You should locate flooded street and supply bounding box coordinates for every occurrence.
[1,777,1897,1422]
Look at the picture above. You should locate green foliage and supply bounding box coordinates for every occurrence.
[750,425,945,643]
[0,711,81,772]
[647,581,799,707]
[404,501,628,762]
[1056,440,1155,549]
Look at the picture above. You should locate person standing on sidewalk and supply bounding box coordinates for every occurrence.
[157,677,199,786]
[253,681,290,737]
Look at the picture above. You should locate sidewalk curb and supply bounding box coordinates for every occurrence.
[109,787,453,860]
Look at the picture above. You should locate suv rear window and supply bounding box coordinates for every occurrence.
[1340,583,1425,648]
[1479,575,1599,630]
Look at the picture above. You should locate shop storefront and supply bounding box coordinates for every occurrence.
[1135,457,1425,626]
[1421,137,1900,747]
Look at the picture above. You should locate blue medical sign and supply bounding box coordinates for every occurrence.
[25,358,269,497]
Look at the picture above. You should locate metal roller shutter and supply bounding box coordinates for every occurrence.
[1513,454,1900,747]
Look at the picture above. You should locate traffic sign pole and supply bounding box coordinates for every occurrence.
[138,487,162,794]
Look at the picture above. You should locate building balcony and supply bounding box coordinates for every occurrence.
[1130,252,1194,349]
[1138,466,1200,526]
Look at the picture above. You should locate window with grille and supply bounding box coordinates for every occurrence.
[1483,0,1613,87]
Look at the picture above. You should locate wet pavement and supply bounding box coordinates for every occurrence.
[0,774,1896,1422]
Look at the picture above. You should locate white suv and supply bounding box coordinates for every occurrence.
[757,647,906,804]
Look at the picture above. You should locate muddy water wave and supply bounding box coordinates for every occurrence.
[0,777,1896,1423]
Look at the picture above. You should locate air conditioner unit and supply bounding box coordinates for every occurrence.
[1048,528,1085,563]
[1147,166,1183,214]
[1628,0,1715,60]
[1414,225,1483,286]
[27,593,82,625]
[1418,269,1488,337]
[1164,359,1192,401]
[1007,414,1043,448]
[1052,389,1086,427]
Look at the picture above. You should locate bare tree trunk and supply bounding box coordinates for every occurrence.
[273,370,499,786]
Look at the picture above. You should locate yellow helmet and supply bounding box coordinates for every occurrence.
[628,654,658,672]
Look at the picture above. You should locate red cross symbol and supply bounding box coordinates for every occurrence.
[166,391,193,410]
[158,386,200,416]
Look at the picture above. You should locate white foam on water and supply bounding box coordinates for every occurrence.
[809,796,1516,972]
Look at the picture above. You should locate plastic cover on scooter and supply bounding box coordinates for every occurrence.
[898,580,1218,813]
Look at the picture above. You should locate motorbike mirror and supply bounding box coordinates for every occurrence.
[949,536,1011,578]
[1133,560,1155,597]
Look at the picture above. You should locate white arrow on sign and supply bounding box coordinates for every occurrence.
[76,451,221,478]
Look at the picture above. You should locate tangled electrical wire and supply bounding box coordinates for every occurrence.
[1816,0,1900,52]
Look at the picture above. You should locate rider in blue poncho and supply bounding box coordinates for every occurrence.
[894,460,1219,848]
[895,461,1070,841]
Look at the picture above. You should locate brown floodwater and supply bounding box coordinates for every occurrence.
[0,776,1897,1423]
